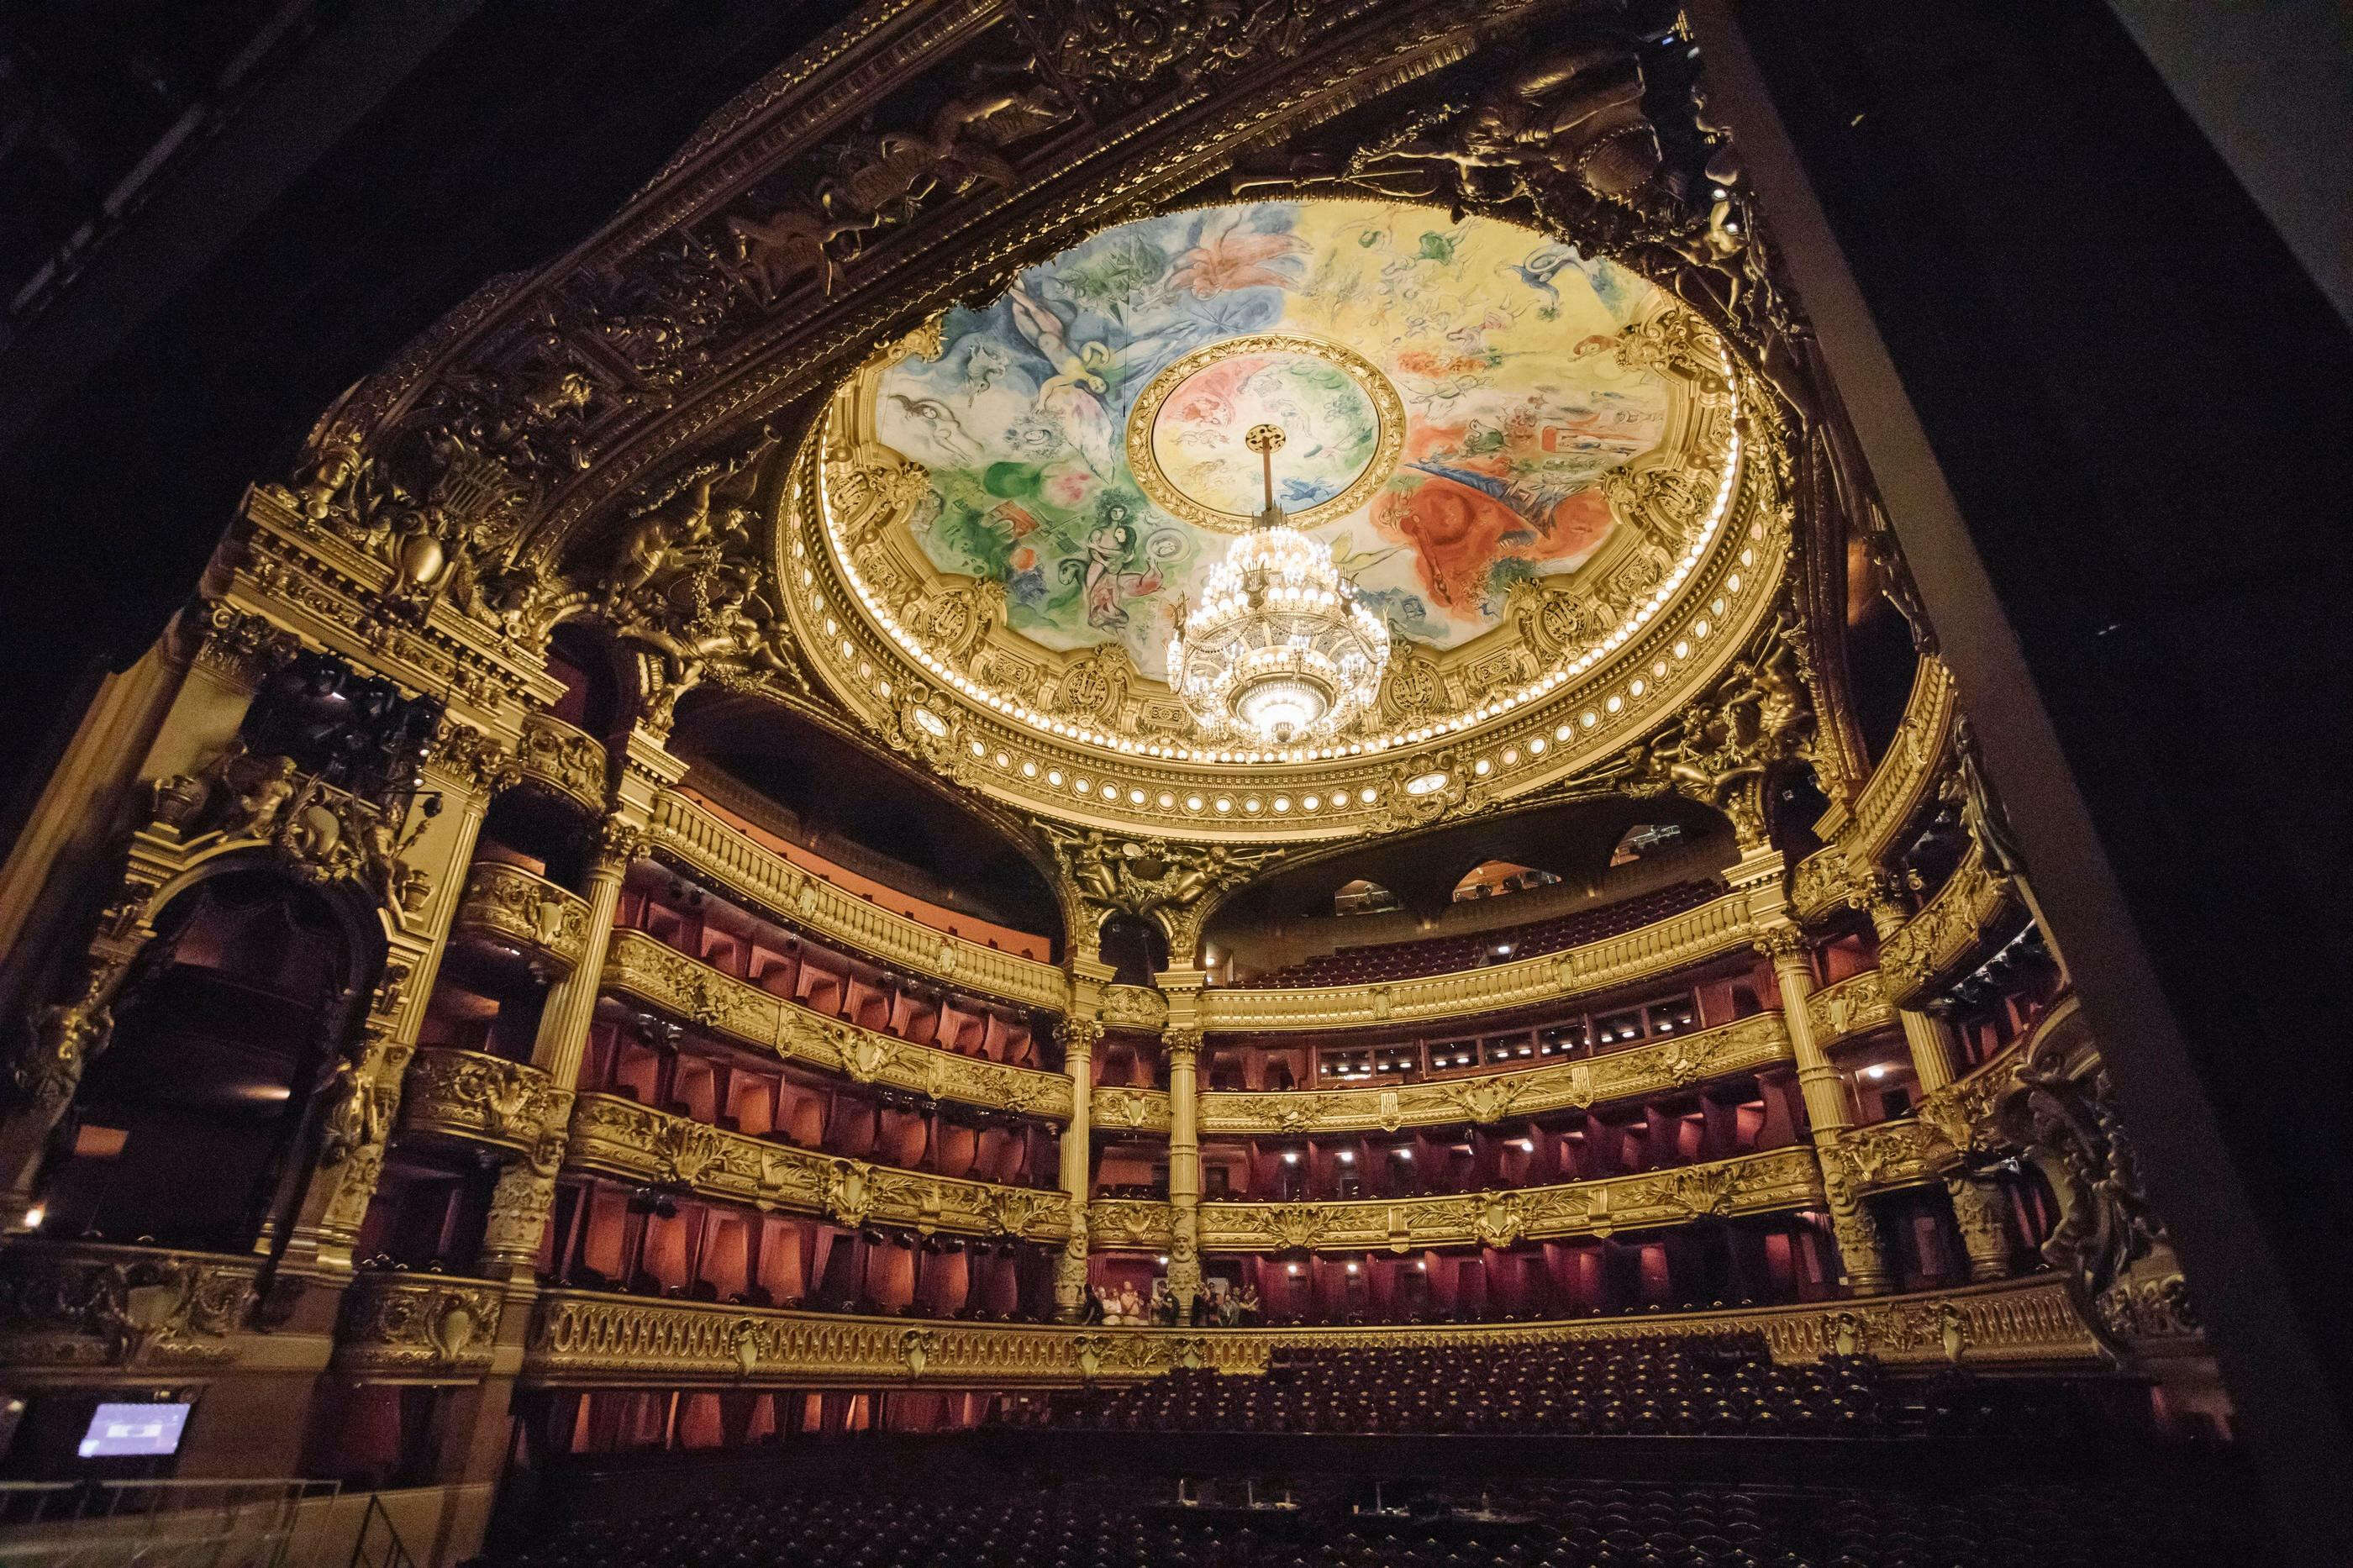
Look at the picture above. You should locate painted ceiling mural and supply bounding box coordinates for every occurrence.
[871,200,1675,682]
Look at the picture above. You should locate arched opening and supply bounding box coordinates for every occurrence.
[1097,913,1167,988]
[44,870,369,1251]
[1333,878,1402,917]
[1449,859,1561,904]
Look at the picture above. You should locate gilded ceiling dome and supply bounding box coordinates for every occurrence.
[787,199,1781,838]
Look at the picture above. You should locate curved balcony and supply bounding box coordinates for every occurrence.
[1838,655,1956,868]
[451,861,592,977]
[1089,1198,1176,1251]
[516,711,608,811]
[1196,1145,1821,1255]
[1199,891,1758,1034]
[1192,1013,1792,1138]
[562,1093,1072,1243]
[1806,971,1894,1047]
[1879,844,2024,1007]
[601,929,1072,1122]
[401,1047,570,1156]
[0,1239,261,1372]
[645,790,1066,1010]
[1788,846,1857,925]
[334,1270,506,1379]
[519,1273,2099,1387]
[1091,1085,1171,1135]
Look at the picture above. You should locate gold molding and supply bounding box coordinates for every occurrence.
[1805,970,1893,1049]
[1840,656,1956,869]
[519,1273,2101,1387]
[1089,1197,1176,1251]
[1879,844,2022,1008]
[334,1271,506,1380]
[452,862,593,976]
[515,711,609,811]
[0,1240,261,1374]
[645,790,1067,1010]
[562,1092,1072,1242]
[602,929,1072,1121]
[1197,1144,1820,1253]
[1198,888,1756,1031]
[400,1047,571,1158]
[1092,1085,1172,1135]
[1196,1013,1792,1136]
[1829,1118,1950,1196]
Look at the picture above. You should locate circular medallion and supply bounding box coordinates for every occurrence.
[1125,334,1404,533]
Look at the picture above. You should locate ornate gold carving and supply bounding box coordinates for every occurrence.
[1199,1147,1818,1254]
[517,712,608,808]
[1089,1198,1176,1250]
[522,1276,2102,1386]
[1805,970,1892,1045]
[1091,1085,1171,1133]
[1621,618,1814,849]
[1022,0,1319,115]
[1878,843,2019,1006]
[402,1047,571,1157]
[1829,1118,1950,1194]
[453,862,592,976]
[1099,985,1168,1029]
[1044,826,1278,960]
[563,1094,1071,1242]
[335,1272,506,1376]
[602,929,1070,1120]
[0,1243,257,1369]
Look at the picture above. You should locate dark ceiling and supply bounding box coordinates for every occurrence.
[0,0,856,839]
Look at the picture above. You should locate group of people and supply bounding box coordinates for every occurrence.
[1085,1279,1264,1328]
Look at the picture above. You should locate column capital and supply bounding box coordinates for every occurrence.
[1162,1026,1203,1060]
[1752,920,1810,966]
[591,813,648,872]
[1056,1016,1104,1055]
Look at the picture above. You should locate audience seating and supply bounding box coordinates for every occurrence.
[1251,883,1719,989]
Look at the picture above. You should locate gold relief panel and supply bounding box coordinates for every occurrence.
[0,1241,260,1373]
[1878,845,2022,1007]
[562,1094,1071,1243]
[1199,892,1756,1032]
[516,711,609,810]
[1199,1013,1792,1137]
[1089,1199,1176,1250]
[519,1275,2099,1387]
[334,1272,506,1379]
[1197,1146,1821,1254]
[1829,1118,1953,1195]
[645,792,1066,1010]
[452,862,593,976]
[1788,847,1856,925]
[602,929,1071,1121]
[1092,1086,1172,1134]
[400,1047,571,1156]
[1805,971,1893,1047]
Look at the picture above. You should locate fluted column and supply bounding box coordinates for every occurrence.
[1759,921,1892,1294]
[481,816,640,1276]
[1164,1027,1203,1304]
[1052,1016,1100,1319]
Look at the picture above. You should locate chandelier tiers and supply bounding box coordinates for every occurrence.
[1169,424,1391,750]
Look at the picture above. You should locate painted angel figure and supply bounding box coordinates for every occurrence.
[1002,283,1188,476]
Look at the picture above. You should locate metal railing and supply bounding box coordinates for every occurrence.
[345,1493,415,1568]
[0,1477,339,1568]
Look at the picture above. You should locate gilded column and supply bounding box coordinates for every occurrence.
[1163,1026,1204,1305]
[1052,1015,1101,1319]
[480,816,640,1276]
[1860,880,2011,1281]
[1758,921,1892,1294]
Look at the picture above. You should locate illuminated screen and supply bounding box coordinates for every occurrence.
[78,1403,191,1458]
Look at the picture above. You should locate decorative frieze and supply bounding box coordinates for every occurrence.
[334,1271,506,1378]
[1805,971,1892,1046]
[452,862,592,976]
[1198,892,1757,1032]
[644,791,1066,1009]
[0,1242,259,1371]
[400,1047,571,1158]
[520,1274,2100,1386]
[516,712,609,810]
[561,1094,1071,1242]
[603,929,1071,1121]
[1197,1145,1821,1255]
[1828,1118,1952,1194]
[1198,1013,1792,1138]
[1879,845,2022,1006]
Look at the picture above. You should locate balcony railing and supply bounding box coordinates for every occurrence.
[1879,844,2023,1007]
[645,791,1067,1010]
[450,862,592,976]
[0,1240,262,1372]
[562,1093,1072,1243]
[400,1047,570,1157]
[515,712,608,811]
[1195,1145,1822,1254]
[1200,892,1758,1033]
[1190,1013,1792,1138]
[601,929,1072,1122]
[334,1270,506,1379]
[1806,971,1893,1047]
[1841,655,1956,867]
[519,1273,2099,1386]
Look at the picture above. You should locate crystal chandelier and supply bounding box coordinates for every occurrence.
[1170,424,1390,748]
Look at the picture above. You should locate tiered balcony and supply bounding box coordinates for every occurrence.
[400,1046,570,1156]
[450,861,593,978]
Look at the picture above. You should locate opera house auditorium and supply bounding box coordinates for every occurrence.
[0,3,2345,1566]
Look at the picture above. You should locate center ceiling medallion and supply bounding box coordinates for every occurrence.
[789,199,1783,839]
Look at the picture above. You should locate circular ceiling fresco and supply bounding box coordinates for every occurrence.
[788,198,1780,839]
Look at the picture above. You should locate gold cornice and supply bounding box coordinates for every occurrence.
[515,711,610,811]
[1197,1144,1820,1253]
[1091,1085,1173,1136]
[1198,887,1756,1032]
[643,789,1067,1010]
[519,1274,2101,1386]
[1828,1118,1950,1196]
[333,1271,507,1380]
[563,1092,1072,1242]
[1088,1197,1176,1250]
[602,928,1072,1120]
